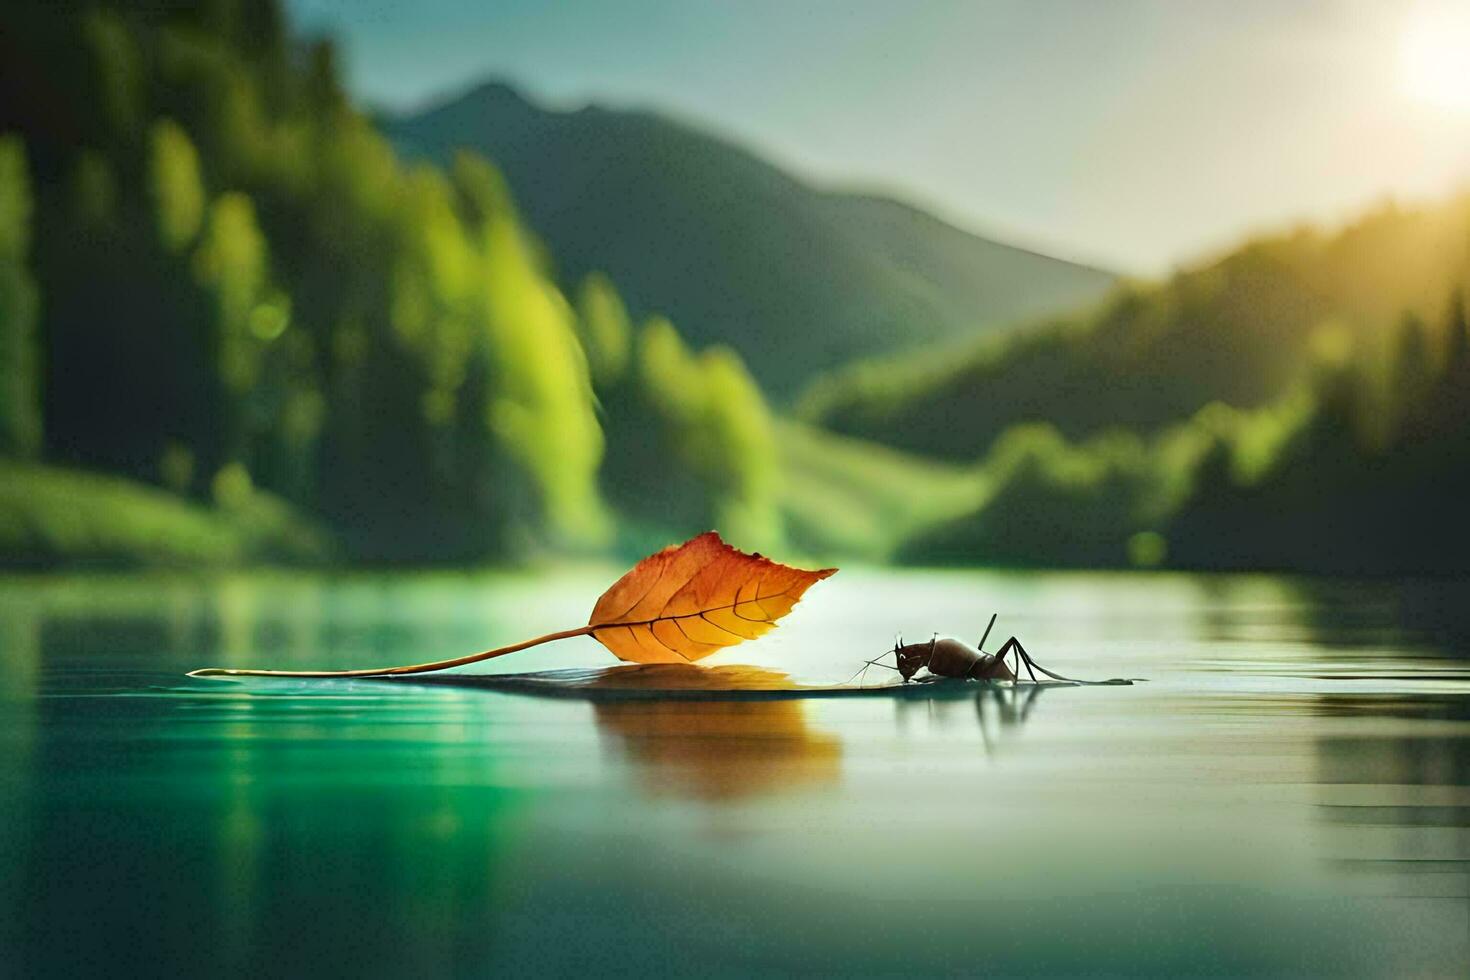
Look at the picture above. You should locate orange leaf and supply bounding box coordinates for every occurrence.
[188,532,836,677]
[587,531,837,664]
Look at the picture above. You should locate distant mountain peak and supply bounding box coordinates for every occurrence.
[386,79,1116,396]
[456,77,532,107]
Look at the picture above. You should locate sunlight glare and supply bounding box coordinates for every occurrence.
[1400,2,1470,111]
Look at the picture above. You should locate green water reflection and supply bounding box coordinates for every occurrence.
[1,569,1468,976]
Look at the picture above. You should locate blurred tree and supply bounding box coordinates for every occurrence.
[480,211,608,545]
[0,137,42,458]
[622,317,783,552]
[1445,289,1468,375]
[691,347,782,550]
[149,120,206,253]
[1387,312,1433,444]
[193,192,271,394]
[575,272,631,387]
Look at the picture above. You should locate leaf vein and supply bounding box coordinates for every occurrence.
[594,589,797,630]
[697,612,748,639]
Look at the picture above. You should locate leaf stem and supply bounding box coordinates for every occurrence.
[186,625,596,679]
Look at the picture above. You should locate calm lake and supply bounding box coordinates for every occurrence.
[2,567,1468,976]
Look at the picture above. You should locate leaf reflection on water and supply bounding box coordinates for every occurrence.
[384,663,1051,799]
[593,699,841,801]
[394,664,846,801]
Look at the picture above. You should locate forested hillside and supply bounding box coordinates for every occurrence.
[4,1,1468,576]
[802,198,1470,459]
[831,193,1470,575]
[385,81,1115,396]
[0,0,785,563]
[899,290,1470,575]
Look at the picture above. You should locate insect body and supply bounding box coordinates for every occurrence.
[895,635,1017,682]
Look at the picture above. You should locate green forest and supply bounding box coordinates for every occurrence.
[802,201,1470,574]
[0,0,789,565]
[1,1,1468,575]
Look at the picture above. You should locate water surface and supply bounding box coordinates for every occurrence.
[2,568,1468,976]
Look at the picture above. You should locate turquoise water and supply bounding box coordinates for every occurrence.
[2,567,1468,976]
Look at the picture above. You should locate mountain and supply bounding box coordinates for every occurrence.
[384,81,1115,397]
[800,195,1470,459]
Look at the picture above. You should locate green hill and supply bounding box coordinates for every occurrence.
[895,289,1470,576]
[801,196,1470,459]
[384,81,1115,397]
[0,1,791,564]
[0,461,328,566]
[797,193,1470,575]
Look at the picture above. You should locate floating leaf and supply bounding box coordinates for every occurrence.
[189,532,836,677]
[587,531,836,664]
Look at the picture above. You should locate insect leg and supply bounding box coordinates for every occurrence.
[994,637,1015,679]
[998,637,1039,683]
[1018,640,1041,683]
[1023,643,1040,683]
[986,635,1128,686]
[1011,639,1096,683]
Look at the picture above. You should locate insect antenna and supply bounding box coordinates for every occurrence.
[977,612,998,653]
[842,647,903,687]
[846,655,899,687]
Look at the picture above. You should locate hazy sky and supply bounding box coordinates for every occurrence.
[287,0,1470,274]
